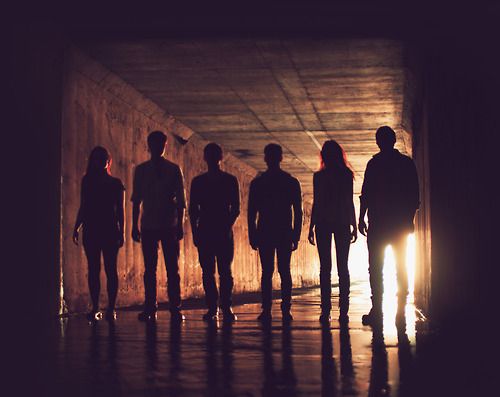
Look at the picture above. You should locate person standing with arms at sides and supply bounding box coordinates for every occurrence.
[308,140,357,324]
[248,144,303,323]
[358,126,419,326]
[189,143,240,322]
[73,146,125,322]
[131,130,187,322]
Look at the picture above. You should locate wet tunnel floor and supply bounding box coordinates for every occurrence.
[43,283,436,397]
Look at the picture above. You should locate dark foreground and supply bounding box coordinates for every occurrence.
[35,282,476,396]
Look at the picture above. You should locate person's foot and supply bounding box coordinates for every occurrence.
[86,310,102,322]
[362,309,382,326]
[339,312,349,324]
[282,311,293,322]
[170,309,185,322]
[257,310,272,322]
[202,310,218,322]
[319,313,331,324]
[105,309,117,322]
[222,308,237,322]
[138,310,157,322]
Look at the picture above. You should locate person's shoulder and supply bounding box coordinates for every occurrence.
[109,175,125,189]
[162,158,181,170]
[222,171,238,183]
[192,172,207,184]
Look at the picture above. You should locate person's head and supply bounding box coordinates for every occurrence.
[375,126,396,151]
[264,143,283,168]
[147,130,168,158]
[320,139,354,178]
[86,146,111,175]
[204,142,223,167]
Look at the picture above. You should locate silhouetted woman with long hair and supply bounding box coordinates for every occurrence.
[308,140,357,324]
[73,146,125,321]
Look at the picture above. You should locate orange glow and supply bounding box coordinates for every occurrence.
[382,234,416,340]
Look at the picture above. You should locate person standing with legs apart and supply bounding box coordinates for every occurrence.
[131,131,187,322]
[308,140,357,324]
[248,144,303,323]
[73,146,125,322]
[358,126,419,326]
[189,143,240,322]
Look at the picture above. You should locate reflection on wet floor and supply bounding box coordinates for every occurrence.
[43,281,428,397]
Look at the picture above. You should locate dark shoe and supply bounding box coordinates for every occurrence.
[170,310,185,322]
[222,308,237,322]
[282,311,293,322]
[138,311,157,322]
[319,313,331,324]
[86,310,102,322]
[257,310,272,322]
[105,309,117,322]
[339,312,349,324]
[202,310,218,322]
[362,309,382,326]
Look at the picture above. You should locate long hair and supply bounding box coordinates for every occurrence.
[319,140,354,179]
[86,146,111,176]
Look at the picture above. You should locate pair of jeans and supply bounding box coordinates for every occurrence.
[83,235,119,311]
[315,223,351,315]
[141,229,181,312]
[259,242,292,312]
[367,227,408,311]
[198,236,234,313]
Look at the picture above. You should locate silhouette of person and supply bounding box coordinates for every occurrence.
[359,126,419,326]
[248,143,303,322]
[308,140,357,324]
[189,143,240,322]
[131,131,186,322]
[73,146,124,322]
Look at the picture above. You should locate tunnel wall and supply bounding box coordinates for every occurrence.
[61,47,320,313]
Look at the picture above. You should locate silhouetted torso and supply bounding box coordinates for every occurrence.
[249,169,302,244]
[189,170,239,241]
[312,167,353,226]
[81,173,124,239]
[131,158,186,230]
[361,149,419,233]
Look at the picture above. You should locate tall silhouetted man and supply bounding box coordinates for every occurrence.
[358,126,419,325]
[189,143,240,322]
[248,144,303,322]
[131,131,186,322]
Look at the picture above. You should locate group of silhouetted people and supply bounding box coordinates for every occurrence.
[73,126,419,326]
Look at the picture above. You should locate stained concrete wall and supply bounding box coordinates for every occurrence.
[61,47,320,313]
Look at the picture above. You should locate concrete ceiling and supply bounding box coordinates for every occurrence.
[83,38,409,198]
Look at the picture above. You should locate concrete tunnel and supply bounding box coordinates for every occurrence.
[14,4,496,396]
[58,39,425,314]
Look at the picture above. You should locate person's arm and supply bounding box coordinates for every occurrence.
[117,184,125,247]
[308,173,318,245]
[72,178,85,245]
[291,179,303,251]
[358,161,371,236]
[175,166,187,241]
[229,176,240,227]
[348,174,357,243]
[247,180,258,250]
[131,166,142,243]
[188,178,200,247]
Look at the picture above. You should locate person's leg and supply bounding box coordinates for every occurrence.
[161,230,182,313]
[102,243,119,311]
[391,232,409,303]
[259,245,275,314]
[334,224,351,320]
[276,243,293,316]
[83,240,101,313]
[217,236,235,314]
[141,230,159,314]
[316,224,333,316]
[366,230,386,319]
[198,243,218,315]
